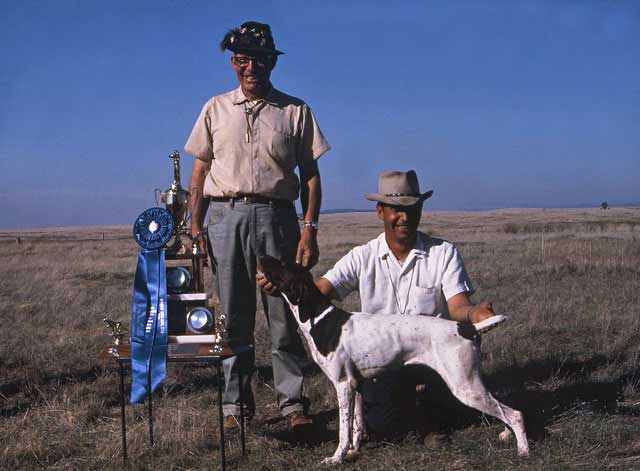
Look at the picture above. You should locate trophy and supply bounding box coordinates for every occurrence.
[102,149,227,351]
[156,151,191,256]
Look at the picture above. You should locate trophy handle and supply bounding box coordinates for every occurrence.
[169,150,181,188]
[154,188,164,206]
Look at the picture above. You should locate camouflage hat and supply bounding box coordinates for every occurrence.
[220,21,284,56]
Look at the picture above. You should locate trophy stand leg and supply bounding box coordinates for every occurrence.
[216,358,226,470]
[118,362,128,464]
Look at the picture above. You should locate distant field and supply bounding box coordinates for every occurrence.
[1,208,639,470]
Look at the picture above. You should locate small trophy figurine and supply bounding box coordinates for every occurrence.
[103,318,128,346]
[211,314,228,353]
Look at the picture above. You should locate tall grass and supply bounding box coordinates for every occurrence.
[1,208,639,470]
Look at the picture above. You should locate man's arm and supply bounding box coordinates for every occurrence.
[315,277,338,299]
[447,292,497,332]
[297,160,321,268]
[189,158,211,252]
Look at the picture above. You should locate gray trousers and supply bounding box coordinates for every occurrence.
[206,200,308,417]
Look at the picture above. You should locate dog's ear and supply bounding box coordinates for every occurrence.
[298,306,313,323]
[284,266,318,322]
[287,274,304,303]
[294,275,324,323]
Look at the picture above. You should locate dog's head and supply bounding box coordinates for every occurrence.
[257,254,317,322]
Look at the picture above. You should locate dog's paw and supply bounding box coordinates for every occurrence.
[320,456,342,465]
[498,428,513,442]
[345,449,359,461]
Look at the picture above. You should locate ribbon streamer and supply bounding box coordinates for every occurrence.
[130,248,168,403]
[130,208,173,404]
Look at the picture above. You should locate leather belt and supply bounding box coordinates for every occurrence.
[209,195,292,208]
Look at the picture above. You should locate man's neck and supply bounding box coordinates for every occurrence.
[385,234,418,262]
[241,83,272,101]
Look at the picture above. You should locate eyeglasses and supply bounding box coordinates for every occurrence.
[233,55,271,68]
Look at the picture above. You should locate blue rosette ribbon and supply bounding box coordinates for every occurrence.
[130,208,173,403]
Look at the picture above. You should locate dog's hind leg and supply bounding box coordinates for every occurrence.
[447,378,529,456]
[436,353,529,457]
[322,381,355,465]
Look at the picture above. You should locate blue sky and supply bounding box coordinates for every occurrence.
[1,0,638,228]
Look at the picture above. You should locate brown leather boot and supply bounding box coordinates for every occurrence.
[223,415,241,432]
[285,411,313,430]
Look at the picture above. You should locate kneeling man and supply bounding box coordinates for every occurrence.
[316,170,497,440]
[260,170,498,440]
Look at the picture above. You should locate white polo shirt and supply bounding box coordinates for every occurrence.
[322,232,474,317]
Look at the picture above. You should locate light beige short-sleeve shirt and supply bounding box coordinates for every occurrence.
[322,232,474,317]
[184,86,331,201]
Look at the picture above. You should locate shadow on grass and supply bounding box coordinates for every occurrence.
[296,359,630,446]
[1,365,105,417]
[258,409,338,447]
[485,355,633,441]
[485,354,612,390]
[506,380,622,440]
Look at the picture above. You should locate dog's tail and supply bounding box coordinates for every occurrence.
[474,314,509,333]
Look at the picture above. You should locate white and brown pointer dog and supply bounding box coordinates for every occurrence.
[257,255,529,464]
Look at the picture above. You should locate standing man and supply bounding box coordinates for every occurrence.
[186,21,330,431]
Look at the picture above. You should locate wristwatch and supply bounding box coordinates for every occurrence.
[301,220,319,230]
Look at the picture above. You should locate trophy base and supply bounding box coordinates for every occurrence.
[169,335,218,344]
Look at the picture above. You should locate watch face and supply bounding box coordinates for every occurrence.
[133,207,174,249]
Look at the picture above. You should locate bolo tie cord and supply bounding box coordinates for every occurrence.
[244,100,263,143]
[245,106,252,143]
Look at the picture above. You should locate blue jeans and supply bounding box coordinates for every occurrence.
[206,200,308,417]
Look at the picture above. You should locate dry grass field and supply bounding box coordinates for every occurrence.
[1,208,640,470]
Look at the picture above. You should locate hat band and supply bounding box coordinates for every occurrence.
[385,193,420,197]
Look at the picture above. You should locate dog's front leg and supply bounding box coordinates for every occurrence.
[321,381,354,465]
[347,389,363,458]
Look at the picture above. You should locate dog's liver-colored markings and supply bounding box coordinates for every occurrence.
[258,255,529,465]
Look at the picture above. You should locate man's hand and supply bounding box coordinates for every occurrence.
[194,230,207,255]
[189,158,210,257]
[256,270,279,296]
[448,294,500,334]
[468,302,497,333]
[296,228,319,268]
[298,160,321,268]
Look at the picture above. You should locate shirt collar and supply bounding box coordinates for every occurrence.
[232,84,280,106]
[376,231,429,261]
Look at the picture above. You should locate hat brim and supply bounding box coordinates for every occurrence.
[365,190,433,206]
[228,45,284,55]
